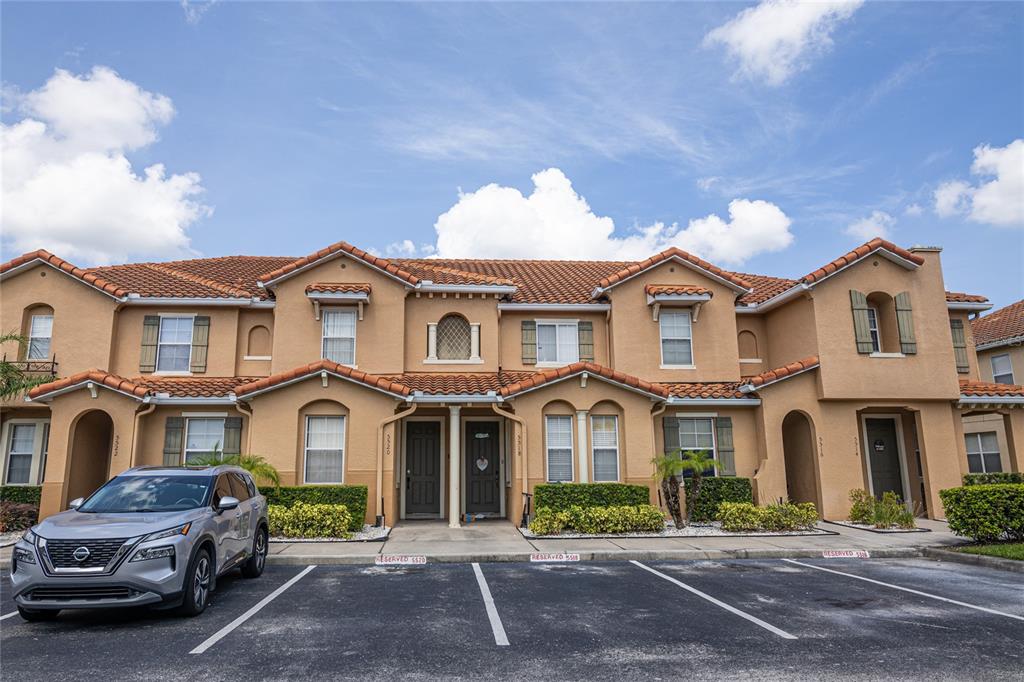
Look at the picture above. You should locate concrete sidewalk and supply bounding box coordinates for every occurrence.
[266,518,967,565]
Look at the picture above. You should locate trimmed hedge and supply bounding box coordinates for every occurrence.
[0,501,39,532]
[939,483,1024,542]
[685,477,753,522]
[717,501,818,533]
[529,504,665,535]
[259,485,367,532]
[963,472,1024,486]
[0,486,42,504]
[533,483,650,511]
[268,502,352,539]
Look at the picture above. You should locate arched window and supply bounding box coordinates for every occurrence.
[246,325,271,357]
[865,292,900,353]
[738,330,758,359]
[436,315,472,360]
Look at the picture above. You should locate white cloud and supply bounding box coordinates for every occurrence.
[385,239,435,258]
[181,0,218,25]
[845,210,895,241]
[903,203,923,217]
[704,0,864,86]
[932,140,1023,227]
[429,168,793,266]
[1,67,209,264]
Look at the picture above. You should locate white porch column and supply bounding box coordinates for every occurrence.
[576,410,589,483]
[449,405,462,527]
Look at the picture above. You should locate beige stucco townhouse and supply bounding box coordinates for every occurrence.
[2,237,1022,526]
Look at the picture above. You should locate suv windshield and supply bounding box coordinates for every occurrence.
[78,475,214,513]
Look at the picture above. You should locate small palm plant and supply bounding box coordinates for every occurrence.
[651,454,686,527]
[191,446,281,487]
[678,449,718,523]
[0,332,49,400]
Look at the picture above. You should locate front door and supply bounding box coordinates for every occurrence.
[466,421,501,515]
[865,418,905,500]
[406,422,441,516]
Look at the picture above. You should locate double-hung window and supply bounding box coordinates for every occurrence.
[991,354,1014,384]
[183,418,225,464]
[27,315,53,360]
[590,415,619,482]
[678,417,716,475]
[964,432,1002,474]
[660,311,693,366]
[5,424,36,484]
[537,321,578,365]
[305,416,345,483]
[322,309,357,366]
[157,316,193,372]
[866,307,881,353]
[545,415,574,482]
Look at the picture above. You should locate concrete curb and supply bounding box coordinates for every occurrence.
[922,547,1024,574]
[266,547,924,565]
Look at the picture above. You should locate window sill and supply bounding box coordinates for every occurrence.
[243,355,272,361]
[153,370,193,376]
[423,358,484,365]
[869,352,905,359]
[738,358,763,364]
[660,364,696,370]
[536,361,579,368]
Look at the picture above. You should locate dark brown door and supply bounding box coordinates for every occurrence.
[865,418,904,500]
[466,421,500,514]
[406,422,441,515]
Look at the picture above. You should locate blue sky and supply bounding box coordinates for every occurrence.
[1,1,1022,306]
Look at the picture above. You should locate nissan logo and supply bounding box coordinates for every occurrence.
[72,546,91,562]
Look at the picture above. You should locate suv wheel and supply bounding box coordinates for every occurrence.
[240,526,268,579]
[18,607,59,622]
[179,547,213,616]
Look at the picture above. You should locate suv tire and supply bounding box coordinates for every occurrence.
[240,526,268,579]
[18,607,59,622]
[178,546,213,617]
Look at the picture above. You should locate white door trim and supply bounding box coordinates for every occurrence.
[400,416,446,520]
[461,416,505,519]
[860,413,912,511]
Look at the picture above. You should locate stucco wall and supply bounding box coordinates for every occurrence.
[762,295,818,370]
[404,294,501,371]
[498,311,610,371]
[977,345,1024,385]
[111,306,241,377]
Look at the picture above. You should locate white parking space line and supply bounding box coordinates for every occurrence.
[782,559,1024,622]
[630,561,797,640]
[472,563,509,646]
[0,611,18,622]
[190,565,317,654]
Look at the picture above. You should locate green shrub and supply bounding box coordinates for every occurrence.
[529,504,665,535]
[0,486,42,504]
[260,485,367,531]
[685,477,753,522]
[847,489,916,529]
[268,502,352,539]
[717,501,818,532]
[963,472,1024,486]
[0,501,39,532]
[533,483,650,511]
[939,484,1024,542]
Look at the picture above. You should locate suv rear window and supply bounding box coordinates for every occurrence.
[228,473,250,502]
[79,476,213,513]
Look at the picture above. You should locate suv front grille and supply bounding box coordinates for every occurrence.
[45,538,130,569]
[28,586,136,602]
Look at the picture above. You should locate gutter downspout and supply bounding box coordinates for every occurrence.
[234,399,254,455]
[130,401,157,468]
[377,402,418,518]
[492,403,528,505]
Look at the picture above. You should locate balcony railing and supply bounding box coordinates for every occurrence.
[2,356,59,376]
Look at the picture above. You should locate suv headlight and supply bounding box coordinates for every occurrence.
[13,546,36,566]
[22,527,38,545]
[130,545,175,562]
[140,522,191,543]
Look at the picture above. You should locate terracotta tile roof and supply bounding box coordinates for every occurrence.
[137,256,297,298]
[0,250,130,298]
[380,371,536,395]
[400,262,514,286]
[800,238,924,285]
[305,283,372,294]
[732,272,799,305]
[235,360,411,398]
[742,356,820,389]
[972,300,1024,347]
[959,379,1024,398]
[595,247,752,292]
[497,362,670,398]
[662,382,747,399]
[134,376,259,397]
[946,291,989,304]
[257,241,421,286]
[645,284,712,297]
[28,369,149,400]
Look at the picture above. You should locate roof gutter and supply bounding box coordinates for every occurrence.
[666,397,761,406]
[415,283,517,295]
[408,392,502,403]
[735,283,810,314]
[123,294,271,307]
[958,395,1024,406]
[497,303,611,312]
[975,335,1024,351]
[946,301,993,312]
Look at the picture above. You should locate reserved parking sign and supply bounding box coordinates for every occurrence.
[821,550,870,559]
[375,554,427,565]
[530,552,581,562]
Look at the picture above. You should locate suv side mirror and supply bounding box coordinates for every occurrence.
[69,497,85,510]
[217,496,240,513]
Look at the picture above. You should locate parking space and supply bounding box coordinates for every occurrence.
[1,558,1021,680]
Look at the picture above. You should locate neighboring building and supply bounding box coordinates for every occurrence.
[2,238,1021,525]
[959,299,1024,476]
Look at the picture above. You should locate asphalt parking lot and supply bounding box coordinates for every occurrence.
[1,558,1022,681]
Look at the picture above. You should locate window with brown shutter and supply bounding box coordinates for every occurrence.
[950,319,970,373]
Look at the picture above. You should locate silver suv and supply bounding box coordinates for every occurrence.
[10,465,269,621]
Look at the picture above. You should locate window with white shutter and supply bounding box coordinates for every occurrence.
[545,415,574,482]
[590,415,619,482]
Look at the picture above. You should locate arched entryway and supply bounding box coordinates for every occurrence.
[782,411,819,507]
[66,410,114,503]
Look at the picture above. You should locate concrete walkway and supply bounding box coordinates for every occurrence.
[265,518,967,565]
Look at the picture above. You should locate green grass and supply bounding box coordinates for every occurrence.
[956,543,1024,561]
